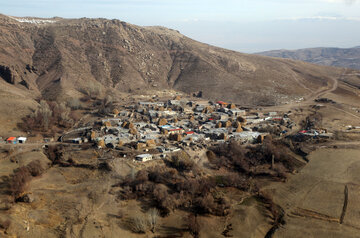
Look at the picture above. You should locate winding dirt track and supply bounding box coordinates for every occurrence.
[276,69,360,119]
[299,69,341,104]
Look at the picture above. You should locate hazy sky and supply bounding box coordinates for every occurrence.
[2,0,360,52]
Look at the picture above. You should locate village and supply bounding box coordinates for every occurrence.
[1,92,338,164]
[55,96,308,162]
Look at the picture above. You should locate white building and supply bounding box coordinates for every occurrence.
[17,137,27,143]
[228,109,246,116]
[135,154,153,162]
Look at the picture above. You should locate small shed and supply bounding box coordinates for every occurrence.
[6,137,17,144]
[136,154,153,162]
[17,137,27,144]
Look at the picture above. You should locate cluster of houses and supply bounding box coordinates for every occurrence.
[66,98,294,162]
[2,136,27,144]
[297,129,332,138]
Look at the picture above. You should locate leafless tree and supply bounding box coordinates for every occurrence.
[67,98,81,109]
[129,215,148,233]
[38,100,52,130]
[147,208,159,233]
[98,94,114,115]
[186,214,200,238]
[81,82,101,99]
[130,167,136,180]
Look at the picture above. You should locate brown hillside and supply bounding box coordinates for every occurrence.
[0,14,347,131]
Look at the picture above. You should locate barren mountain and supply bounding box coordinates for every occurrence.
[0,14,347,134]
[257,46,360,70]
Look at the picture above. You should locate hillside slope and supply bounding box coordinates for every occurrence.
[0,14,347,134]
[257,46,360,70]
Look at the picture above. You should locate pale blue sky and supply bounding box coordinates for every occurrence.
[1,0,360,52]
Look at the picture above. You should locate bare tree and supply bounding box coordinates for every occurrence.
[130,167,136,180]
[67,98,81,110]
[186,214,200,238]
[147,208,159,233]
[58,102,73,126]
[38,100,52,130]
[129,215,148,233]
[98,95,114,115]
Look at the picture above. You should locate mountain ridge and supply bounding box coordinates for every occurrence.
[257,46,360,69]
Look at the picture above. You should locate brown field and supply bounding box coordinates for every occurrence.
[265,149,360,237]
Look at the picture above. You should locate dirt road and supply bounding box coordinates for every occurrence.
[272,69,360,118]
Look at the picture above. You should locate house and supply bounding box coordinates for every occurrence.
[268,112,277,116]
[168,100,181,106]
[205,128,228,140]
[228,109,246,116]
[217,101,228,108]
[17,137,27,144]
[160,125,184,135]
[104,135,119,145]
[230,131,263,142]
[139,102,164,107]
[168,147,181,153]
[195,105,205,112]
[148,110,157,118]
[219,107,229,113]
[119,110,129,117]
[184,133,204,142]
[157,146,167,153]
[136,154,153,162]
[71,138,82,144]
[6,137,17,144]
[157,110,177,117]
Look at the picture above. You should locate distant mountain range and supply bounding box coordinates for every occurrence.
[257,46,360,69]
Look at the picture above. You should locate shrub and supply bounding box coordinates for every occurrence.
[117,165,231,217]
[26,160,45,176]
[208,141,249,173]
[45,145,64,164]
[167,152,194,172]
[214,174,249,190]
[0,219,11,231]
[79,82,101,99]
[98,162,112,171]
[208,138,296,178]
[152,185,173,216]
[98,95,114,115]
[10,167,31,198]
[67,98,81,110]
[10,160,46,199]
[128,215,148,233]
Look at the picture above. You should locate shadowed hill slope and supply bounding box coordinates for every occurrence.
[0,14,346,118]
[257,46,360,70]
